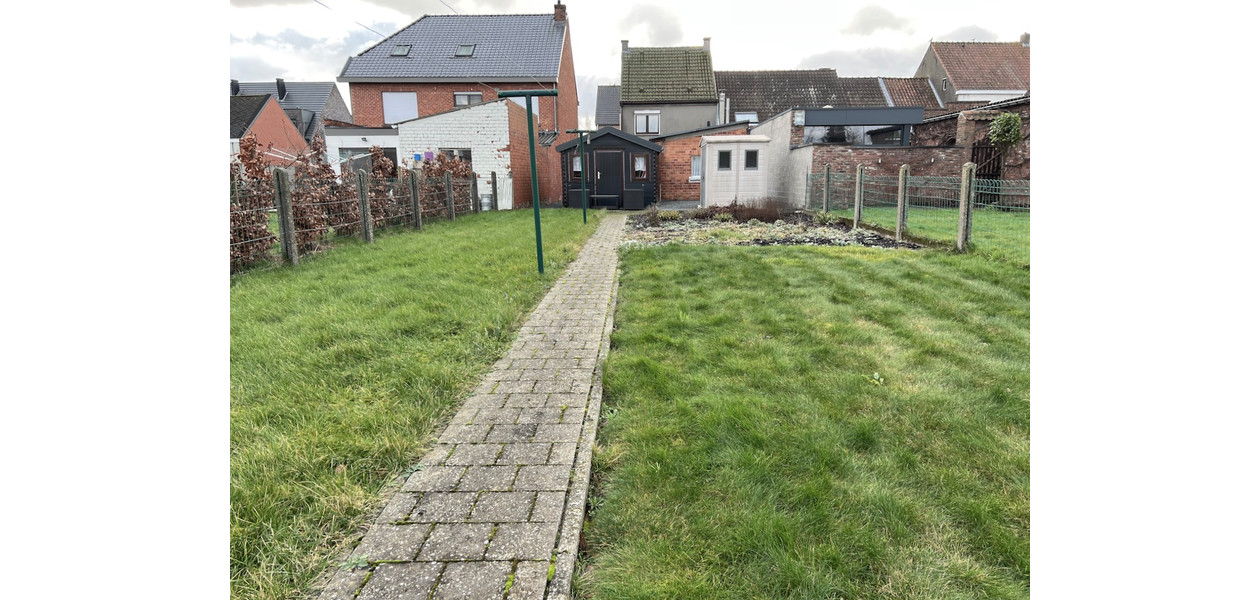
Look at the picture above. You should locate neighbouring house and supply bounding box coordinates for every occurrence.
[619,39,718,138]
[714,70,948,127]
[397,98,556,210]
[554,127,661,209]
[322,119,400,176]
[913,36,1030,107]
[649,121,749,203]
[699,134,771,207]
[911,95,1030,180]
[231,79,354,145]
[230,94,309,166]
[595,85,621,128]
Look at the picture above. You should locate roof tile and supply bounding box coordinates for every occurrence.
[931,42,1029,91]
[621,46,716,103]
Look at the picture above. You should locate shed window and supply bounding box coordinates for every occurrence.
[571,155,582,179]
[454,92,483,106]
[744,150,758,170]
[634,110,660,135]
[717,150,731,170]
[391,44,411,56]
[456,44,476,57]
[632,153,648,180]
[689,156,701,182]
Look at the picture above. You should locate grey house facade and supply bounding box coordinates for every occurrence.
[619,39,719,138]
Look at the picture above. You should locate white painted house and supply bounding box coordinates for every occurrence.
[396,99,525,211]
[699,135,770,207]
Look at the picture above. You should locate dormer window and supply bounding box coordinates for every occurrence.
[455,44,475,57]
[391,44,411,56]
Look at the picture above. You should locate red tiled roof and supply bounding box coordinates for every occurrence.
[931,42,1030,91]
[882,77,941,109]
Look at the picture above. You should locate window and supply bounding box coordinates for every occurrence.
[571,155,582,179]
[454,92,483,106]
[689,156,701,182]
[634,110,660,135]
[941,77,948,90]
[734,111,758,124]
[391,44,411,56]
[632,153,648,180]
[717,150,731,170]
[382,92,418,124]
[744,150,758,170]
[455,44,476,57]
[441,148,473,168]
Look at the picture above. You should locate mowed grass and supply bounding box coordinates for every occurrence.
[853,205,1030,265]
[231,209,603,600]
[580,244,1029,600]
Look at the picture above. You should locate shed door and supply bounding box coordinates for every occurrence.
[595,150,623,196]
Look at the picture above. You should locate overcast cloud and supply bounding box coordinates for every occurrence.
[798,45,928,78]
[842,6,913,35]
[619,4,683,46]
[934,25,1000,41]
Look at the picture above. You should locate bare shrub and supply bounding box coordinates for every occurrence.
[230,134,278,272]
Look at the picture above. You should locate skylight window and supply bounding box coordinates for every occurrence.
[391,44,411,56]
[455,44,475,57]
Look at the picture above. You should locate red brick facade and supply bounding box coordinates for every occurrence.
[246,98,309,167]
[655,126,748,201]
[811,145,968,179]
[910,98,1030,180]
[501,101,563,207]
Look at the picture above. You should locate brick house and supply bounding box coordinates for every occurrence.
[397,99,557,210]
[913,36,1030,107]
[230,94,309,166]
[230,78,353,144]
[337,3,578,204]
[714,70,948,127]
[619,39,718,138]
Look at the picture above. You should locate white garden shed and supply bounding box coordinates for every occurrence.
[699,135,771,207]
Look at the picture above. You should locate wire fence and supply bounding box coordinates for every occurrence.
[230,179,280,272]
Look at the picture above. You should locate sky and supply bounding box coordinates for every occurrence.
[229,0,1034,128]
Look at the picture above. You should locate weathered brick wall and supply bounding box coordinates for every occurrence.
[249,99,310,166]
[555,27,579,150]
[810,145,969,179]
[657,126,748,201]
[910,99,1030,179]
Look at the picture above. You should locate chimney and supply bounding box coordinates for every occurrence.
[703,37,710,52]
[622,40,629,53]
[553,2,566,21]
[1020,32,1029,47]
[276,78,287,100]
[231,79,239,95]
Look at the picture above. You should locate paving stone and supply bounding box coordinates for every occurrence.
[444,443,502,466]
[416,523,493,560]
[402,466,465,493]
[357,562,443,600]
[533,423,582,443]
[432,561,511,600]
[516,369,552,382]
[547,443,578,466]
[508,561,550,600]
[456,466,517,492]
[533,379,580,394]
[418,445,454,466]
[468,492,534,522]
[437,424,490,444]
[354,524,430,561]
[451,406,478,424]
[496,380,536,394]
[376,492,420,524]
[411,492,477,523]
[511,358,547,370]
[516,407,564,424]
[530,491,566,523]
[485,521,561,560]
[496,443,552,466]
[514,465,570,491]
[315,566,369,600]
[471,407,521,425]
[463,394,508,409]
[545,393,587,409]
[505,393,550,408]
[485,423,537,443]
[559,407,584,424]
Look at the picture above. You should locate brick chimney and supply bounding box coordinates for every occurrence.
[703,37,710,52]
[1020,32,1029,47]
[231,79,239,95]
[554,2,566,21]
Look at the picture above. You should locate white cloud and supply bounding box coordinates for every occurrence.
[842,6,913,35]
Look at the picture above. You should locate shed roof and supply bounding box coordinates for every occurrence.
[929,41,1030,91]
[595,85,621,126]
[621,46,716,103]
[230,94,271,139]
[339,13,566,81]
[553,126,662,153]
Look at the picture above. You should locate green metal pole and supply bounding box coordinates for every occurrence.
[501,89,558,275]
[579,134,588,224]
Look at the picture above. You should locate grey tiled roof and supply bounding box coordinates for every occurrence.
[339,14,566,81]
[715,69,847,121]
[230,95,270,139]
[234,81,338,115]
[621,46,716,103]
[595,85,620,126]
[834,77,890,107]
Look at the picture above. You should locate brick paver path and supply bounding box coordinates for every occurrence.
[319,214,626,600]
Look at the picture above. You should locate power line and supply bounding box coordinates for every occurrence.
[311,0,387,39]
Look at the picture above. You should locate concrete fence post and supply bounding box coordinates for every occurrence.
[491,171,498,211]
[445,172,455,221]
[896,164,909,243]
[273,169,298,266]
[409,169,423,230]
[823,164,831,213]
[957,162,976,252]
[356,169,374,243]
[472,175,481,214]
[853,164,865,226]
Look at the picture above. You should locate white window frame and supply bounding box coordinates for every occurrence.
[734,111,758,124]
[634,110,660,135]
[689,156,701,182]
[382,91,418,124]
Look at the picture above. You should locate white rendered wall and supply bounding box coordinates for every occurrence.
[398,102,516,210]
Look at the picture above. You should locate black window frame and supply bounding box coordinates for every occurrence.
[631,153,649,181]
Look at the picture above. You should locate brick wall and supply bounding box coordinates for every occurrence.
[910,99,1030,180]
[656,126,747,201]
[349,82,568,131]
[810,145,968,179]
[248,98,310,166]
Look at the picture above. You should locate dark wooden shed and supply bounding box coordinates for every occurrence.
[555,127,662,209]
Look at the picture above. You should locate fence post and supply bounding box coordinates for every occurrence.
[491,171,498,211]
[445,172,455,221]
[356,169,374,243]
[409,169,423,230]
[472,175,481,214]
[896,164,908,243]
[853,164,865,226]
[957,162,976,252]
[823,165,831,213]
[273,169,298,266]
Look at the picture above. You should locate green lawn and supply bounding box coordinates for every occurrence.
[580,244,1030,600]
[849,205,1030,266]
[231,209,604,600]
